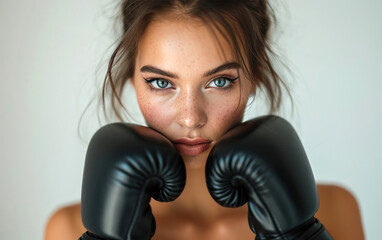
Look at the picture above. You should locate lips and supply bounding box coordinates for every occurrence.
[172,138,212,156]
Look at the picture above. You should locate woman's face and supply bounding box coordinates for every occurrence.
[131,16,252,168]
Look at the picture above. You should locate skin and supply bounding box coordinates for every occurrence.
[131,15,252,169]
[130,14,255,239]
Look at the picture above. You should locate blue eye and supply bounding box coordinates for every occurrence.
[208,77,238,88]
[145,78,173,89]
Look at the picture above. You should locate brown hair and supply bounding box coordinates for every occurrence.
[101,0,291,122]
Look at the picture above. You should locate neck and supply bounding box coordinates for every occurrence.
[170,163,223,219]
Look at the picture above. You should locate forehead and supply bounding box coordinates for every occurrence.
[136,16,235,70]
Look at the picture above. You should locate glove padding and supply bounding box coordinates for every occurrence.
[80,123,186,240]
[205,115,333,239]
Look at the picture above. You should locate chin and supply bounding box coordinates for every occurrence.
[181,151,210,169]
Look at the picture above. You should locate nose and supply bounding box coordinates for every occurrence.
[176,89,207,129]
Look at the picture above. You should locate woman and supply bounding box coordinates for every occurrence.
[45,1,364,239]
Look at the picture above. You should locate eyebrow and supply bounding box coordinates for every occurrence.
[140,62,241,78]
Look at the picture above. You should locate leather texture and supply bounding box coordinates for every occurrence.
[80,231,103,240]
[205,115,334,239]
[80,123,186,240]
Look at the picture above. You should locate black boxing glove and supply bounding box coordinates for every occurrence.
[79,123,186,240]
[205,115,333,240]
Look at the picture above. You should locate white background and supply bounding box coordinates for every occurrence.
[0,0,381,239]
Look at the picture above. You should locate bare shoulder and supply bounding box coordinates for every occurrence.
[316,184,365,240]
[44,202,85,240]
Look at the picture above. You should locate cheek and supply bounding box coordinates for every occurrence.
[208,78,251,124]
[206,92,247,135]
[136,92,174,132]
